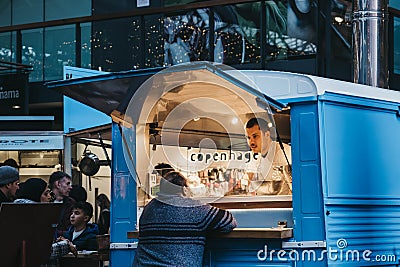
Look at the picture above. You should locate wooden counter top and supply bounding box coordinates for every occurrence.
[213,227,292,239]
[127,227,292,240]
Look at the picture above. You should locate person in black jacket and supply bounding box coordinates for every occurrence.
[0,166,20,205]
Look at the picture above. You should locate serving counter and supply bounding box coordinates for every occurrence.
[128,227,293,240]
[206,195,292,209]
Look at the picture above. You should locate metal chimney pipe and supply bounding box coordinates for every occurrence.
[353,0,389,88]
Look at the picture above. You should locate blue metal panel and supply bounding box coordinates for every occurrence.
[110,122,137,267]
[291,102,327,267]
[320,94,400,266]
[300,165,321,214]
[321,97,400,199]
[324,204,400,266]
[299,113,318,162]
[205,239,293,267]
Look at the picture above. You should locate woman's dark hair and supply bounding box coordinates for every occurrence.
[96,193,110,210]
[154,163,175,177]
[164,171,188,187]
[159,171,189,195]
[16,178,47,202]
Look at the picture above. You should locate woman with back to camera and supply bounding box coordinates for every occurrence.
[133,171,237,267]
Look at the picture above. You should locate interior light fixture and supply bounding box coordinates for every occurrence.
[334,16,344,23]
[12,105,21,109]
[193,117,200,122]
[231,117,239,124]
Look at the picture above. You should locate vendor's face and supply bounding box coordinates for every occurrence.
[246,124,270,155]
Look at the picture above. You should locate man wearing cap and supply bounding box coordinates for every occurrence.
[0,166,20,205]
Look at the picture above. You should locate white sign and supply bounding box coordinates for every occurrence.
[0,135,64,150]
[137,0,150,7]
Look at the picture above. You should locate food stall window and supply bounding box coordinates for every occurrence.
[121,63,292,209]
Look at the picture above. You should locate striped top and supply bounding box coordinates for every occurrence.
[133,195,237,267]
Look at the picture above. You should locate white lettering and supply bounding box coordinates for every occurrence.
[257,245,268,261]
[362,250,372,261]
[0,90,20,99]
[328,248,338,261]
[277,250,287,261]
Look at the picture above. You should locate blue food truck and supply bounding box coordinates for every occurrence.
[48,62,400,266]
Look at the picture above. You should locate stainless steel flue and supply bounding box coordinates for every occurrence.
[353,0,389,88]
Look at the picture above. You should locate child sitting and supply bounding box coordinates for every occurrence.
[57,201,99,252]
[50,201,99,261]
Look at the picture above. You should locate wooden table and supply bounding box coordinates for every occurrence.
[60,252,108,267]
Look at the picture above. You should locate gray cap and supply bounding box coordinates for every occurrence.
[0,166,19,186]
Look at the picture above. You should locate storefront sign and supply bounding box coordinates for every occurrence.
[0,73,28,115]
[0,135,64,150]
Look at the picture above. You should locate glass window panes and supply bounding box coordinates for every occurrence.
[13,0,44,25]
[81,23,92,69]
[214,5,261,65]
[164,9,210,66]
[164,0,196,7]
[331,0,352,45]
[394,17,400,75]
[92,0,135,15]
[145,15,164,68]
[45,0,91,21]
[0,32,14,62]
[390,0,400,10]
[44,25,76,81]
[267,0,317,60]
[129,18,142,69]
[22,28,44,82]
[92,18,136,72]
[0,1,11,27]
